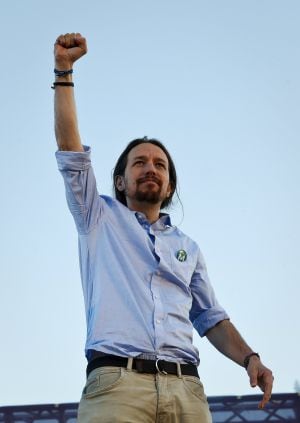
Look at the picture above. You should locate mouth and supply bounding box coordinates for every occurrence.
[138,177,161,184]
[138,178,161,188]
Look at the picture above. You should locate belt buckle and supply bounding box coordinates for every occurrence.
[156,359,168,375]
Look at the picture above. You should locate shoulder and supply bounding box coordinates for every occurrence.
[99,195,133,219]
[171,226,199,248]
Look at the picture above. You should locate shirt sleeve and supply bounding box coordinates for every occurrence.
[55,146,101,234]
[189,248,229,337]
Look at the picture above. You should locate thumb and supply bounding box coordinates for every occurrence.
[249,370,258,388]
[74,33,88,52]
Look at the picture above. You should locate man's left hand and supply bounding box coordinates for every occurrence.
[247,357,274,409]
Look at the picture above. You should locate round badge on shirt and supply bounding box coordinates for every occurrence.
[176,249,187,262]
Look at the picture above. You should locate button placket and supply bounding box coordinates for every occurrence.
[151,269,165,348]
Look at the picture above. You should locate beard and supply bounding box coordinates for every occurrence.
[126,177,165,205]
[134,189,163,204]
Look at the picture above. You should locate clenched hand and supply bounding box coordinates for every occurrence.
[54,33,87,69]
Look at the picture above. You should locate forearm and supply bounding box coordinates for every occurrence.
[54,72,83,152]
[206,319,256,367]
[206,319,273,409]
[53,33,87,152]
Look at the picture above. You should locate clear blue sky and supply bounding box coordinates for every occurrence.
[0,0,299,406]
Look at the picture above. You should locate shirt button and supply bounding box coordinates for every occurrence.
[154,295,158,299]
[156,319,161,324]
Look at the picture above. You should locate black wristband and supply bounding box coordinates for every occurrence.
[51,82,74,90]
[54,68,73,77]
[244,352,260,369]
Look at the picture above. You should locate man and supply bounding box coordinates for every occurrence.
[54,33,273,423]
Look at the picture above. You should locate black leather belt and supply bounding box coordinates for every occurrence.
[86,354,199,378]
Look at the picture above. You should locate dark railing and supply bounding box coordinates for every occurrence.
[1,393,299,423]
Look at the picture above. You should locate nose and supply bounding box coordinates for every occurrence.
[144,161,156,174]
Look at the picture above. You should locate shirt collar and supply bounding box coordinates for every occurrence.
[133,211,172,230]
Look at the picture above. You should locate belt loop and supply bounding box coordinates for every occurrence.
[126,357,133,370]
[176,362,182,378]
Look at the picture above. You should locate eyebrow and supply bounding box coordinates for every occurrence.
[132,155,168,165]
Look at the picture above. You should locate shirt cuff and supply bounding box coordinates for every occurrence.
[193,308,230,337]
[55,145,91,171]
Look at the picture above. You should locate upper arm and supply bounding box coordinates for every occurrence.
[189,249,229,337]
[56,146,102,234]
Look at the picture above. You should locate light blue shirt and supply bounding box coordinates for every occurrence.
[56,146,229,365]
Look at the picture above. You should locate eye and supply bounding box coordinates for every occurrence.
[155,162,166,169]
[134,160,144,166]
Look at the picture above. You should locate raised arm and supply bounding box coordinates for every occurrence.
[206,319,274,409]
[54,32,87,151]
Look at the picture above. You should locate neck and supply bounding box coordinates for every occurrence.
[127,200,161,223]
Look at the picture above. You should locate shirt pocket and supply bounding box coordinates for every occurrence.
[168,247,196,285]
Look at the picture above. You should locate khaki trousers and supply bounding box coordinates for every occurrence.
[78,361,212,423]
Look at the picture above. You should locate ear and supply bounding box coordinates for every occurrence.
[115,175,125,192]
[166,182,172,198]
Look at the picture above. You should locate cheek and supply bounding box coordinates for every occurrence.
[124,177,137,192]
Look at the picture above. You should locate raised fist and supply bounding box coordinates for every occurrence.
[54,33,87,69]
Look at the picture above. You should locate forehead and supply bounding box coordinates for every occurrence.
[127,143,169,163]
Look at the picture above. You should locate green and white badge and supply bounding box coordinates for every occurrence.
[176,249,187,262]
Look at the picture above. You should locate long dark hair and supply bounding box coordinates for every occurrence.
[113,137,177,209]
